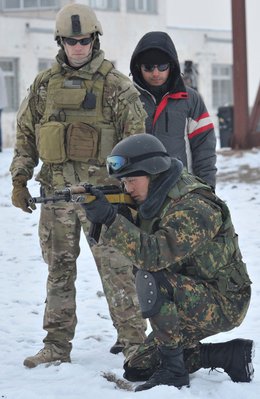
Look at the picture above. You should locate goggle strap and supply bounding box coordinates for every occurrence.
[128,151,169,163]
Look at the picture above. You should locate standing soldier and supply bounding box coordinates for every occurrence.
[10,3,147,367]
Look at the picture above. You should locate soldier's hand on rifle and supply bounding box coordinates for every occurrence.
[11,175,36,214]
[82,187,117,227]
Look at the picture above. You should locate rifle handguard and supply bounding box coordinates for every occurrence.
[28,184,135,208]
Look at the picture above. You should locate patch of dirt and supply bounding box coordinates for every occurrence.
[217,165,260,183]
[216,149,260,183]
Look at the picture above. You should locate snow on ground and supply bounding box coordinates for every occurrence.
[0,147,259,399]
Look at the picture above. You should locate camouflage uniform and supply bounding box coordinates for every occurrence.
[10,48,147,355]
[102,169,252,372]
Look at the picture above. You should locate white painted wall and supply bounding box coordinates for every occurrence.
[0,16,56,146]
[165,0,232,31]
[1,0,259,147]
[166,0,260,107]
[84,1,168,75]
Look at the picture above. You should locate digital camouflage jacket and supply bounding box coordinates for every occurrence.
[103,168,251,297]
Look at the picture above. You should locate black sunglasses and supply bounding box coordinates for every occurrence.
[63,37,92,46]
[141,63,170,72]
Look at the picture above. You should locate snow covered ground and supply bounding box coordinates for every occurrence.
[0,147,259,399]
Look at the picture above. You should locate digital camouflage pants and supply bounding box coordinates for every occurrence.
[39,202,146,355]
[125,272,251,374]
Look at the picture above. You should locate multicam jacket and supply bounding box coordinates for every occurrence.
[103,168,251,297]
[10,49,146,190]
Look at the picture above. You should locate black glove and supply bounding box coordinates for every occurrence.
[82,188,117,227]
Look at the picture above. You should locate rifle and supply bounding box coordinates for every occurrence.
[29,184,135,244]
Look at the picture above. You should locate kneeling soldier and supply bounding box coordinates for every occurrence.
[82,133,254,391]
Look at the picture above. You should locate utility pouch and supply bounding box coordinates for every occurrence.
[53,88,86,109]
[36,121,67,164]
[216,261,252,295]
[66,122,99,161]
[135,270,163,318]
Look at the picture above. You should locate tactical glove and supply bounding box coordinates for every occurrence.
[12,175,36,214]
[82,187,117,228]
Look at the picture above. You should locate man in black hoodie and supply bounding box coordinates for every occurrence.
[130,31,217,188]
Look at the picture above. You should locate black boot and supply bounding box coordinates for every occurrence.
[200,339,254,382]
[123,333,159,381]
[135,346,190,392]
[110,340,124,354]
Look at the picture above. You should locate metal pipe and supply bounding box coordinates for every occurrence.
[231,0,249,148]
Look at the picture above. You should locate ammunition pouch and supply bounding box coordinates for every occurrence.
[135,270,163,318]
[67,122,98,161]
[36,121,67,164]
[36,121,100,164]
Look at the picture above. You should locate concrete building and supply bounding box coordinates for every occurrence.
[0,0,233,147]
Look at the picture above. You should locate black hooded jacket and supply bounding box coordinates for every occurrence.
[130,32,217,188]
[130,31,185,96]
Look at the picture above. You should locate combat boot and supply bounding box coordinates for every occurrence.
[23,344,71,368]
[110,340,124,354]
[200,339,254,382]
[135,346,190,392]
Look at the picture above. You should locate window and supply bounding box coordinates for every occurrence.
[126,0,157,14]
[2,0,20,8]
[88,0,119,11]
[2,0,58,9]
[212,64,233,109]
[180,61,199,91]
[38,58,54,72]
[0,59,19,112]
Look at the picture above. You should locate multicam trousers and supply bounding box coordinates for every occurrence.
[39,202,146,354]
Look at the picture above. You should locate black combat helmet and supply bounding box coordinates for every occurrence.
[106,133,171,179]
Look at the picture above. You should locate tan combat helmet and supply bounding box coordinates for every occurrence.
[55,3,103,40]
